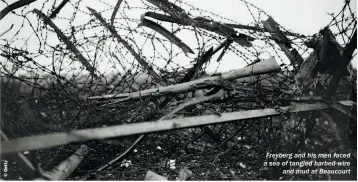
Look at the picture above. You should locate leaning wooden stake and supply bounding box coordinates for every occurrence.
[34,145,89,180]
[87,7,166,86]
[33,9,98,78]
[1,101,353,154]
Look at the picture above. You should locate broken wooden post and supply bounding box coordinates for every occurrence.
[262,17,304,69]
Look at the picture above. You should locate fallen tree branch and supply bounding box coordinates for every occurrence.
[2,100,353,154]
[35,145,89,180]
[88,57,280,103]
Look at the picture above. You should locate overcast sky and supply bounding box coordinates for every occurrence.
[0,0,356,79]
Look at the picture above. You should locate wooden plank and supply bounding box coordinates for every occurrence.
[1,101,353,154]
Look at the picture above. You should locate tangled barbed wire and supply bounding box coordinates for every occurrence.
[0,0,356,180]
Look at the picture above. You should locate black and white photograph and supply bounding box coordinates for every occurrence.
[0,0,357,180]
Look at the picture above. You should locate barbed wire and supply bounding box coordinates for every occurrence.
[0,0,356,180]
